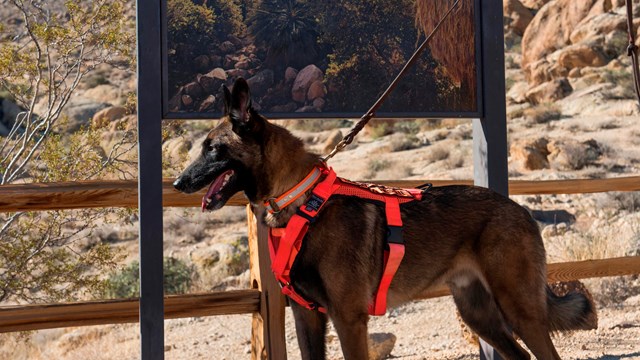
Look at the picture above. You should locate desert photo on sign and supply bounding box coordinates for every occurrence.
[165,0,478,117]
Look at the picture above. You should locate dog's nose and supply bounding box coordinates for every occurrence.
[173,177,185,191]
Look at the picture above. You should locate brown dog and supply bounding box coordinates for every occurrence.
[173,78,595,360]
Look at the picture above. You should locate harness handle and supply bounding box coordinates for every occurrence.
[322,0,461,162]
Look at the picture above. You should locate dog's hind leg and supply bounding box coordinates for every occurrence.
[489,280,562,360]
[448,271,531,360]
[291,302,328,360]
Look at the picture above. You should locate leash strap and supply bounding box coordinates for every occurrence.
[626,0,640,107]
[322,0,461,162]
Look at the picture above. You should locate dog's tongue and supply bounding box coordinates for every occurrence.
[201,169,234,212]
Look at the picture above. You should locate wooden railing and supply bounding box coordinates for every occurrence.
[1,176,639,212]
[1,175,640,358]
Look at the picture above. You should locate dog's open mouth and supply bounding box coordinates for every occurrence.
[201,169,236,212]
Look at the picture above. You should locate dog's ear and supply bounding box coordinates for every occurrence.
[221,84,232,115]
[229,78,259,135]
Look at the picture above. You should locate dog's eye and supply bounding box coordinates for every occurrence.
[207,144,215,152]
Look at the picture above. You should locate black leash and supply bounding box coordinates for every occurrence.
[625,0,640,106]
[322,0,461,162]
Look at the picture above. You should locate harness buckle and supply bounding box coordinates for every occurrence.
[387,225,404,245]
[296,208,317,223]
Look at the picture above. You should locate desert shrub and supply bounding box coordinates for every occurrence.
[167,0,216,48]
[594,192,640,214]
[369,123,391,139]
[389,133,422,152]
[367,159,391,174]
[601,68,636,99]
[289,118,352,132]
[426,143,450,162]
[523,103,561,124]
[393,120,421,135]
[105,257,195,299]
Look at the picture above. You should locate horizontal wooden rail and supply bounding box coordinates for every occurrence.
[0,176,639,212]
[0,289,259,333]
[417,255,640,299]
[1,257,638,333]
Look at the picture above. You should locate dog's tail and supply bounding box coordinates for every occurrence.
[546,285,597,332]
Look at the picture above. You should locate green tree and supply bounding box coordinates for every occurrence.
[105,257,194,299]
[0,0,136,303]
[311,0,453,112]
[249,0,320,71]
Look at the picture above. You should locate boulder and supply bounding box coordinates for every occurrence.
[92,106,127,128]
[193,54,210,73]
[168,90,183,112]
[312,97,326,110]
[526,59,554,86]
[525,78,572,104]
[292,65,323,103]
[247,69,274,96]
[557,43,608,69]
[190,247,220,269]
[547,138,602,170]
[506,81,530,103]
[522,0,598,70]
[183,81,204,100]
[83,84,122,105]
[285,67,298,84]
[209,55,223,68]
[219,41,236,54]
[199,68,228,95]
[181,94,193,107]
[307,80,326,101]
[509,137,550,170]
[323,129,343,154]
[62,97,110,132]
[503,0,533,36]
[519,0,551,10]
[198,95,217,112]
[570,12,627,45]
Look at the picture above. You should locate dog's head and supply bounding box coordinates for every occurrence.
[173,78,267,211]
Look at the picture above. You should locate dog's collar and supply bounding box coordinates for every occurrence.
[264,166,325,214]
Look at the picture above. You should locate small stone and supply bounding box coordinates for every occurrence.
[368,332,396,360]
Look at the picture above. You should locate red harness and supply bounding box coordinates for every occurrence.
[266,165,423,315]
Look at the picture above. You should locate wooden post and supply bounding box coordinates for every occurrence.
[247,205,288,360]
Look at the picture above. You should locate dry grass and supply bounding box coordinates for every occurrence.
[523,103,562,125]
[425,143,450,162]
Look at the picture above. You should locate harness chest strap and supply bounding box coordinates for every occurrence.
[266,166,421,315]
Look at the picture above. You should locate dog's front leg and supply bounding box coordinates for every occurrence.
[291,302,328,360]
[330,309,370,360]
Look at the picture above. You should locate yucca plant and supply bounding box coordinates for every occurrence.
[249,0,320,70]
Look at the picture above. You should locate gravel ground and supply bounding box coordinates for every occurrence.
[8,292,638,360]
